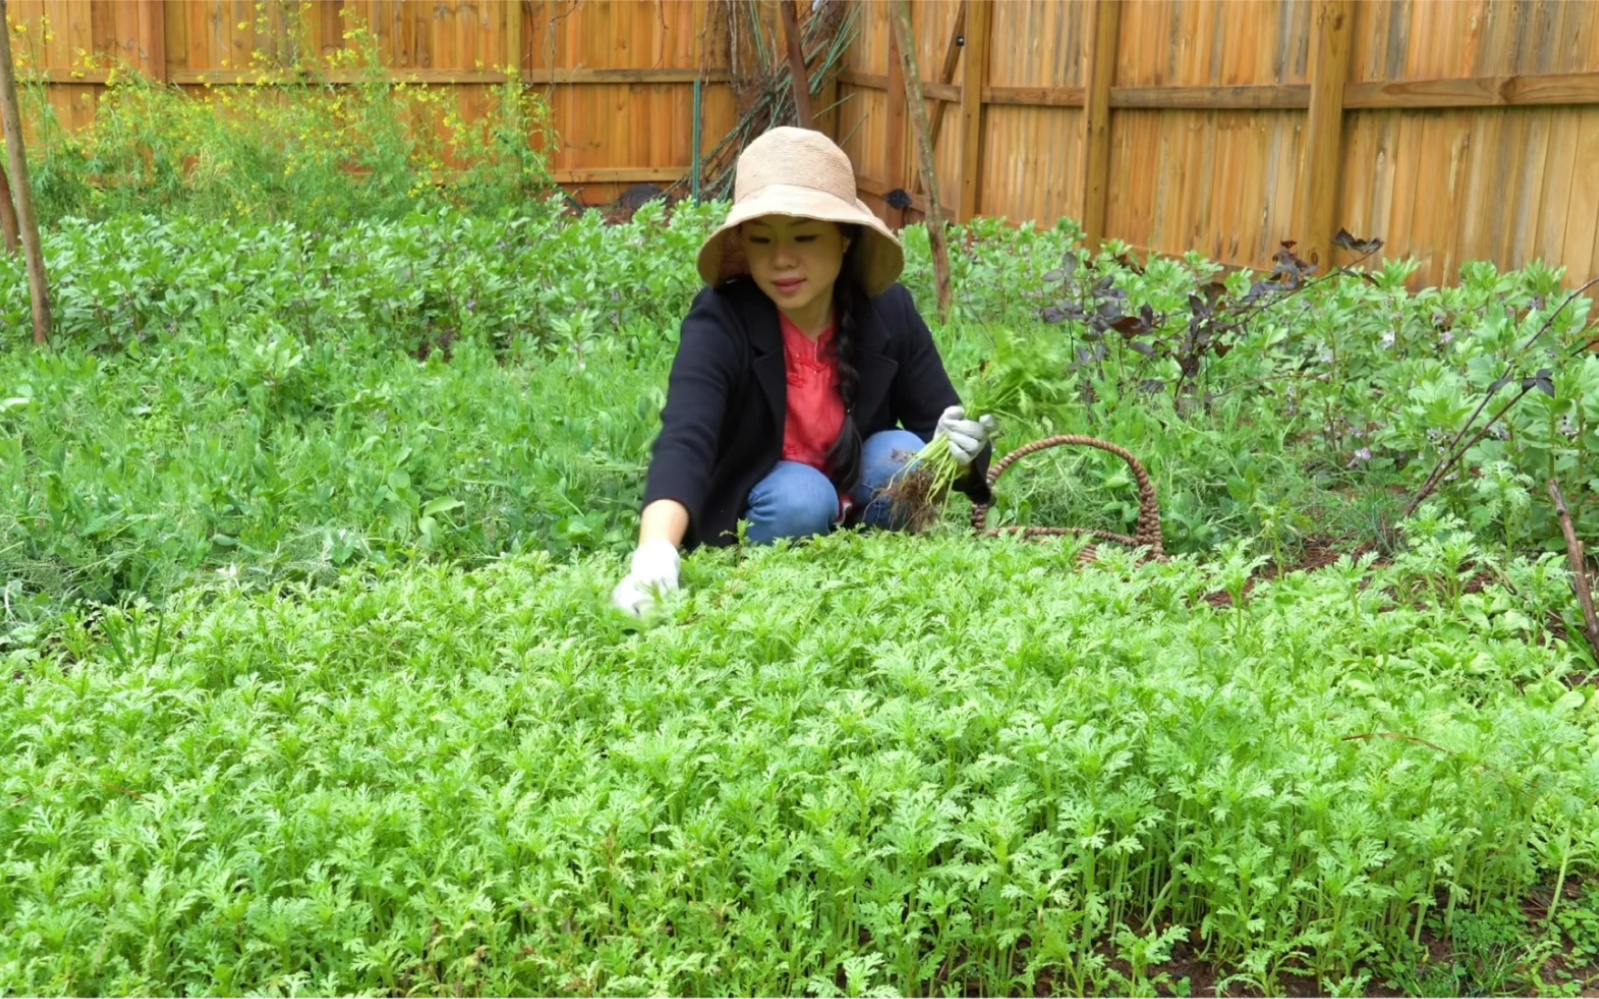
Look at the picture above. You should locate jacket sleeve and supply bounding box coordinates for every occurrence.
[884,285,995,505]
[641,289,742,533]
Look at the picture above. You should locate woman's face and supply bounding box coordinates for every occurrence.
[740,215,852,333]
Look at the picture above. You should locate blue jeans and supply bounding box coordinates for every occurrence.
[744,429,926,544]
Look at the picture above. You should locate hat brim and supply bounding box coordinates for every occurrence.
[696,184,904,298]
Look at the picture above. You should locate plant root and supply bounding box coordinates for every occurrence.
[880,437,967,533]
[880,454,945,534]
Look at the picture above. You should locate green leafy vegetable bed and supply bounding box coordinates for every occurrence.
[5,530,1596,996]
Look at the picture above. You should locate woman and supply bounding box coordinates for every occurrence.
[611,126,997,616]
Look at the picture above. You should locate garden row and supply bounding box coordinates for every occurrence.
[1,205,1595,637]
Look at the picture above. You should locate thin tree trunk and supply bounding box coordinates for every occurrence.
[888,0,952,322]
[0,161,18,254]
[0,0,51,345]
[780,0,813,129]
[1549,479,1599,663]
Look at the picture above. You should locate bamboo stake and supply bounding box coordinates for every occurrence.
[1548,479,1599,663]
[0,0,49,345]
[889,0,952,322]
[780,0,814,128]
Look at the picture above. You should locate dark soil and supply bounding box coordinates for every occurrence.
[1200,536,1382,608]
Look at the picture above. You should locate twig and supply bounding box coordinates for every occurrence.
[779,0,813,128]
[1404,381,1537,519]
[1403,275,1599,519]
[1547,479,1599,662]
[1341,731,1450,754]
[889,0,953,321]
[0,160,18,253]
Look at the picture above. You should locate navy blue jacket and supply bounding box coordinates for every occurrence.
[642,278,994,550]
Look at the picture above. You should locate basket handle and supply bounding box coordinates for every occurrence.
[969,434,1165,559]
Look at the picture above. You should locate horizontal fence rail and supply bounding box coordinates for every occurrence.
[837,69,1599,110]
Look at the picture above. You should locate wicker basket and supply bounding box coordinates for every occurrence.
[969,435,1166,562]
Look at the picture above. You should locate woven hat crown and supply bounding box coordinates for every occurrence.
[694,126,905,297]
[733,127,858,206]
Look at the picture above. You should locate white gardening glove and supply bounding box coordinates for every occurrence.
[935,405,998,467]
[610,539,681,616]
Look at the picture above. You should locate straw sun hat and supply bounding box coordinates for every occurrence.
[695,126,905,298]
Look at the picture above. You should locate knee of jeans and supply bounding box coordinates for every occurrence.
[859,429,926,490]
[748,464,838,541]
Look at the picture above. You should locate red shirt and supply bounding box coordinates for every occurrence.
[779,312,846,475]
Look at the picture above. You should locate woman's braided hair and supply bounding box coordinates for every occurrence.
[824,224,868,493]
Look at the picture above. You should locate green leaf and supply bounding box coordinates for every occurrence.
[422,497,464,517]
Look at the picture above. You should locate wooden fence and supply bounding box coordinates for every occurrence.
[7,0,1598,291]
[4,0,751,207]
[835,0,1599,291]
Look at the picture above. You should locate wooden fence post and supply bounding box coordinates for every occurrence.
[957,0,990,223]
[889,0,952,321]
[0,0,50,345]
[1296,0,1351,273]
[1080,0,1121,250]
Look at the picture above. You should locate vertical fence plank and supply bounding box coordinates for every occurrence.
[140,0,166,80]
[1080,0,1120,247]
[1565,112,1599,280]
[1536,109,1577,264]
[506,0,521,76]
[1512,110,1549,265]
[922,2,964,167]
[957,0,989,222]
[164,0,188,73]
[1296,0,1351,270]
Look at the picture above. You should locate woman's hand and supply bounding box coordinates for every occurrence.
[935,406,998,467]
[610,539,681,616]
[612,500,690,616]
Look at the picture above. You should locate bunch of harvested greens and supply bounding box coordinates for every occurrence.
[881,412,999,532]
